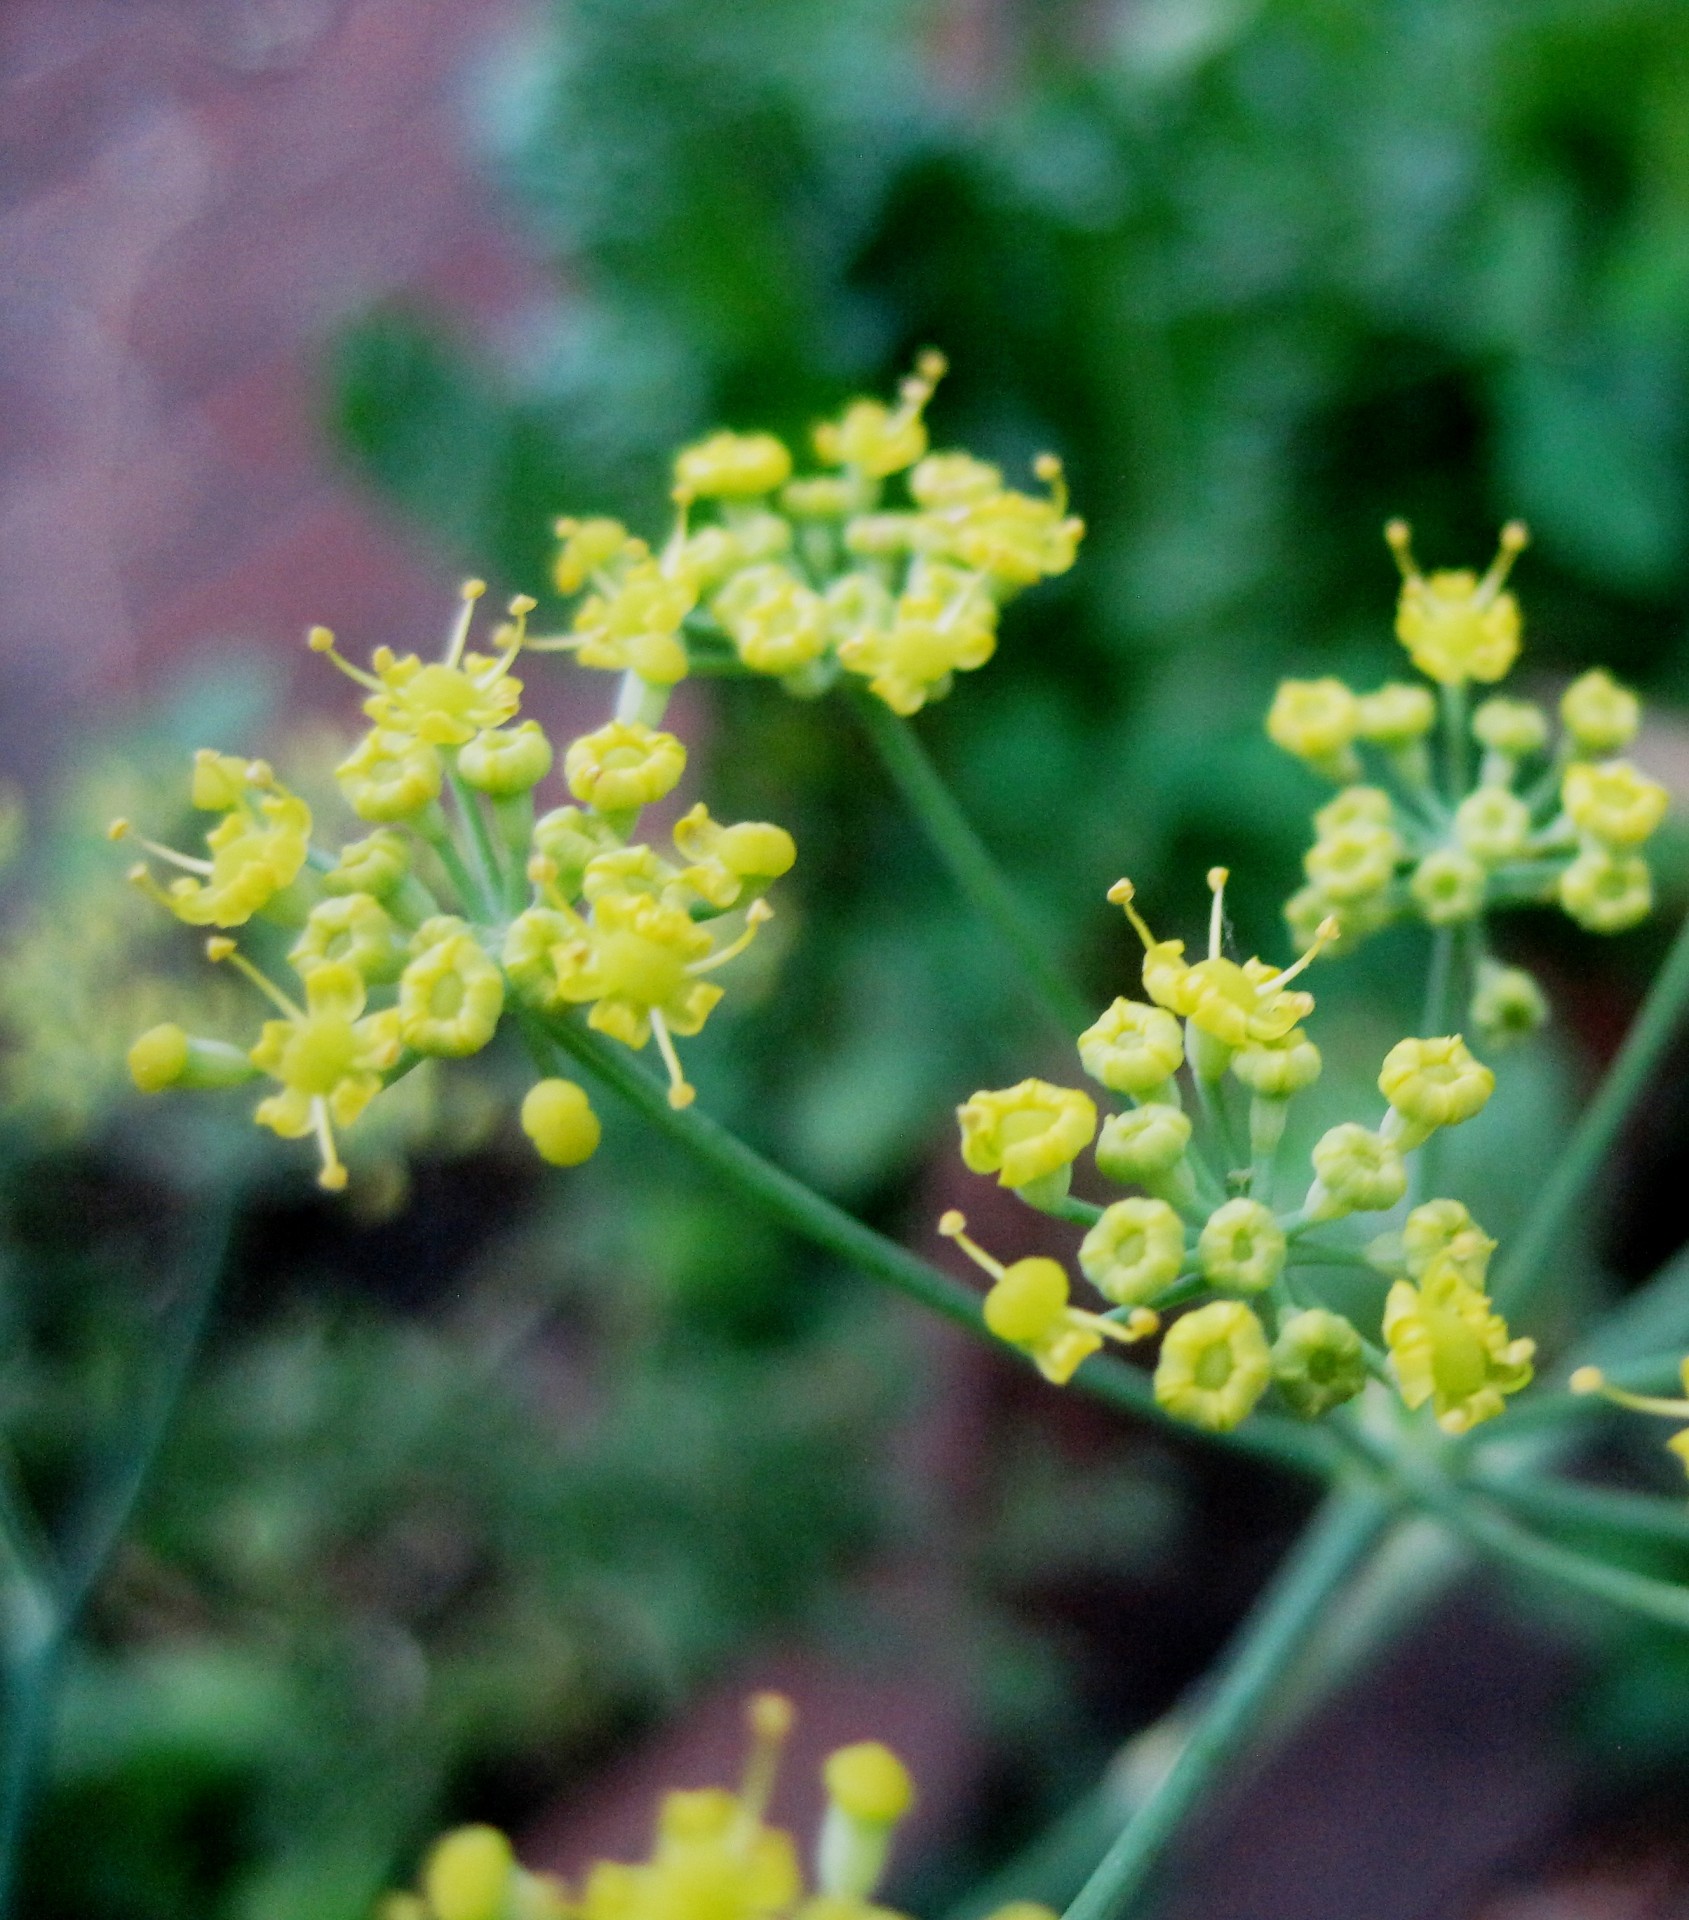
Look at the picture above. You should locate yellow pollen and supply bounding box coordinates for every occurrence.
[207,937,303,1019]
[1569,1366,1604,1395]
[1271,915,1340,988]
[1207,866,1229,958]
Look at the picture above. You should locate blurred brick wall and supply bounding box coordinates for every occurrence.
[0,0,542,784]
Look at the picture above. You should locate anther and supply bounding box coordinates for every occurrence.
[649,1008,696,1110]
[936,1211,1007,1282]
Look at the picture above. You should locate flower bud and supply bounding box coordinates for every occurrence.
[128,1024,257,1093]
[957,1080,1096,1190]
[564,721,687,814]
[1472,696,1548,760]
[289,891,404,985]
[1094,1103,1191,1185]
[1197,1198,1285,1294]
[1266,678,1360,775]
[323,829,410,900]
[1077,998,1184,1097]
[1453,787,1530,864]
[1401,1198,1494,1283]
[1559,846,1652,932]
[553,516,631,595]
[1308,1124,1406,1219]
[1079,1197,1186,1306]
[1154,1300,1272,1432]
[983,1257,1070,1343]
[336,728,442,822]
[1469,959,1547,1049]
[458,720,554,797]
[1409,848,1485,925]
[674,430,793,498]
[398,929,505,1057]
[1271,1309,1366,1418]
[1304,821,1400,902]
[521,1078,602,1167]
[1562,760,1668,849]
[817,1741,915,1901]
[1231,1034,1322,1098]
[1561,668,1640,757]
[1378,1034,1493,1141]
[1355,682,1435,745]
[423,1826,515,1920]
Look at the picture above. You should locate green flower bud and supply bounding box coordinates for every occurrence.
[1079,1197,1186,1306]
[1308,1123,1406,1219]
[1077,997,1184,1097]
[323,829,410,899]
[458,720,554,796]
[1472,696,1548,760]
[1154,1300,1272,1432]
[1559,846,1652,932]
[1469,959,1548,1049]
[1197,1198,1286,1294]
[1561,669,1640,757]
[1453,786,1530,864]
[1271,1309,1366,1418]
[1231,1034,1322,1098]
[1409,848,1486,925]
[1095,1103,1191,1185]
[1355,682,1435,745]
[1304,821,1400,902]
[128,1024,257,1093]
[288,891,404,984]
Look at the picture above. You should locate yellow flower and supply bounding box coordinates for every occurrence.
[1561,668,1640,757]
[1559,846,1652,932]
[1303,820,1400,902]
[1079,1197,1186,1306]
[114,753,311,929]
[1472,696,1548,760]
[225,946,401,1192]
[1154,1300,1272,1432]
[1076,998,1184,1097]
[564,722,688,814]
[813,351,945,477]
[1265,678,1360,774]
[1378,1035,1493,1143]
[671,804,797,909]
[921,453,1084,588]
[457,720,554,797]
[553,516,635,594]
[398,923,505,1058]
[1112,871,1334,1057]
[675,430,794,498]
[941,1212,1156,1385]
[1384,519,1528,686]
[1094,1103,1192,1187]
[1196,1199,1285,1293]
[956,1079,1097,1190]
[288,891,404,985]
[835,561,998,715]
[520,1078,602,1166]
[1384,1255,1534,1433]
[712,563,830,676]
[1453,787,1530,864]
[335,728,444,823]
[557,552,695,686]
[1355,682,1435,745]
[1409,848,1486,925]
[1307,1123,1406,1219]
[1562,759,1669,849]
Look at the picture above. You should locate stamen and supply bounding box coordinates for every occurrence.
[126,862,181,912]
[1479,521,1529,600]
[444,579,488,669]
[1569,1365,1689,1420]
[1087,1307,1161,1346]
[892,349,947,429]
[313,1096,349,1192]
[1383,519,1418,582]
[108,819,214,875]
[736,1692,793,1835]
[521,633,586,654]
[937,1209,1006,1282]
[1271,916,1340,989]
[206,936,304,1020]
[1107,877,1158,952]
[1033,451,1068,512]
[1207,866,1229,960]
[649,1008,696,1109]
[686,899,773,975]
[307,625,383,691]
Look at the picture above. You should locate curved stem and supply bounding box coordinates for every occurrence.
[1060,1486,1395,1920]
[1466,1468,1689,1554]
[1493,904,1689,1318]
[533,1014,1338,1480]
[0,1197,234,1918]
[845,688,1093,1038]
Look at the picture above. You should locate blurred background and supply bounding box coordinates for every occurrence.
[8,1,1689,1915]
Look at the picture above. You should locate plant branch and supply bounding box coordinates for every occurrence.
[1060,1485,1395,1920]
[845,688,1093,1037]
[1466,1468,1689,1554]
[533,1014,1338,1479]
[1493,905,1689,1319]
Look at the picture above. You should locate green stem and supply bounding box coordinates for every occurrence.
[533,1015,1337,1479]
[1060,1486,1394,1920]
[445,767,505,918]
[846,688,1092,1037]
[416,804,486,921]
[1439,682,1469,801]
[1466,1468,1689,1554]
[1492,904,1689,1318]
[0,1199,233,1918]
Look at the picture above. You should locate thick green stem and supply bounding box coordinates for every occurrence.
[1493,905,1689,1318]
[1466,1468,1689,1554]
[1060,1486,1394,1920]
[846,688,1093,1037]
[534,1015,1337,1479]
[0,1200,232,1918]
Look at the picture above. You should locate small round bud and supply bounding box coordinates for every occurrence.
[1095,1103,1191,1185]
[1453,787,1530,864]
[423,1826,515,1920]
[290,892,404,985]
[1266,678,1359,771]
[1271,1309,1366,1418]
[520,1079,602,1167]
[458,720,554,797]
[1154,1300,1272,1432]
[1079,1197,1186,1306]
[1313,785,1394,837]
[1309,1124,1406,1218]
[1231,1035,1322,1097]
[1561,669,1640,757]
[675,430,793,498]
[323,829,410,899]
[1470,960,1548,1049]
[564,721,687,814]
[1304,821,1400,902]
[1355,682,1435,745]
[128,1023,189,1093]
[1562,760,1669,849]
[398,931,505,1057]
[1076,998,1184,1096]
[1378,1035,1494,1132]
[1473,695,1548,760]
[1197,1198,1286,1294]
[824,1742,915,1824]
[1560,846,1653,932]
[337,728,443,823]
[1401,1199,1494,1283]
[1409,848,1486,925]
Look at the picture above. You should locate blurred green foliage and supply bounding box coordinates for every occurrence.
[335,0,1689,1195]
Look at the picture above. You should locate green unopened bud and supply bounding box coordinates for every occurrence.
[1559,846,1652,932]
[1154,1300,1272,1432]
[1304,822,1400,902]
[1378,1034,1493,1145]
[1410,848,1486,925]
[1307,1123,1406,1219]
[1271,1308,1366,1417]
[458,720,554,797]
[1453,787,1530,865]
[1096,1103,1192,1189]
[1077,997,1184,1097]
[1079,1197,1186,1306]
[1356,682,1435,746]
[1231,1035,1322,1099]
[1197,1198,1285,1293]
[128,1025,257,1093]
[289,891,404,984]
[532,806,618,900]
[1266,678,1360,780]
[1473,695,1548,761]
[324,829,410,899]
[1469,959,1548,1049]
[1561,668,1640,757]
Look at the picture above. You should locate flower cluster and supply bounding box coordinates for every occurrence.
[119,583,793,1191]
[944,869,1534,1436]
[377,1693,1048,1920]
[533,354,1082,719]
[1268,523,1668,1046]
